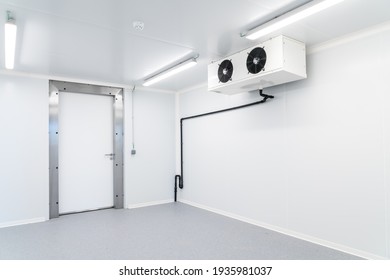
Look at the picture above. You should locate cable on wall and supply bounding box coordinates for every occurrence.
[131,86,136,155]
[174,89,274,202]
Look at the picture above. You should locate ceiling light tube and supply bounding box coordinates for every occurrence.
[5,11,17,69]
[244,0,344,40]
[143,58,197,87]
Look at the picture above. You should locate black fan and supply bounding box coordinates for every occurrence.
[218,59,233,83]
[246,47,266,74]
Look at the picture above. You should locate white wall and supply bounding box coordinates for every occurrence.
[124,89,176,207]
[0,74,49,227]
[178,28,390,259]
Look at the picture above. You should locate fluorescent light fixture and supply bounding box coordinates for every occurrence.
[244,0,344,40]
[5,11,17,69]
[143,58,197,87]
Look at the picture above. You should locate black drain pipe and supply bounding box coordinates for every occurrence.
[174,90,274,202]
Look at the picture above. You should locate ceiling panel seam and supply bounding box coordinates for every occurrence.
[308,20,390,55]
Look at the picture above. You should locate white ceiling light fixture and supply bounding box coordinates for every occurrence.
[242,0,344,41]
[5,11,17,69]
[143,57,198,87]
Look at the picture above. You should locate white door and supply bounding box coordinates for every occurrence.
[58,91,114,214]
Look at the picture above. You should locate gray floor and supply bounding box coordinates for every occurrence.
[0,203,362,260]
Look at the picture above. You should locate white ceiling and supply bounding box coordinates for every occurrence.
[0,0,390,92]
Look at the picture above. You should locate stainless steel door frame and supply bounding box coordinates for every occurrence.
[49,80,124,219]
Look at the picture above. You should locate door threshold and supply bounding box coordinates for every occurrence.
[59,206,115,216]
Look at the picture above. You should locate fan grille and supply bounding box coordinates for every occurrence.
[246,47,266,74]
[218,60,233,83]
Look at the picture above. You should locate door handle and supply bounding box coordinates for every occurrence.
[105,153,115,160]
